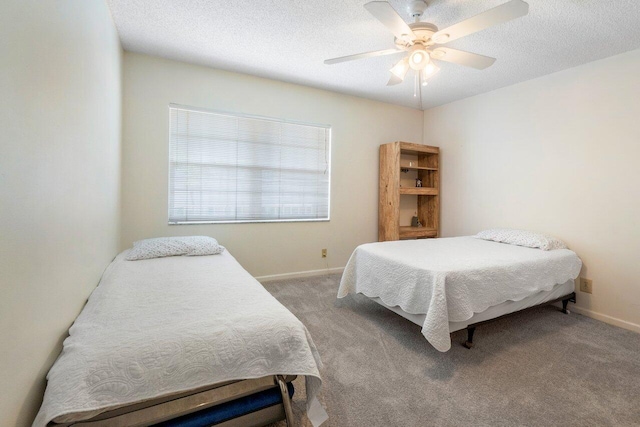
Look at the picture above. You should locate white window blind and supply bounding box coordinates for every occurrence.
[168,105,331,224]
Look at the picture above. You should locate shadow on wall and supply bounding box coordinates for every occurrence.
[20,331,69,425]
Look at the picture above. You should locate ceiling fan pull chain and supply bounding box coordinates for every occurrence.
[413,72,418,97]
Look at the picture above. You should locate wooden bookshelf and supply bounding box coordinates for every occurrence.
[379,141,440,241]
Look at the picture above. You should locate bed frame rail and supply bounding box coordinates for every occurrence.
[462,292,576,349]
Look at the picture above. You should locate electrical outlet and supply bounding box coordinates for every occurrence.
[579,277,593,294]
[321,249,327,258]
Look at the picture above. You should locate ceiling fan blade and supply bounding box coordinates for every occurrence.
[430,47,496,70]
[364,1,416,41]
[324,48,403,65]
[387,74,404,86]
[432,0,529,44]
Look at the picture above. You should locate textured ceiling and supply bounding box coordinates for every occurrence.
[106,0,640,110]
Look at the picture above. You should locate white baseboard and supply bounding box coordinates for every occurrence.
[570,305,640,334]
[255,267,344,283]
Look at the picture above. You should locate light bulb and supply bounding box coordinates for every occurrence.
[421,62,440,81]
[408,48,430,71]
[389,58,409,80]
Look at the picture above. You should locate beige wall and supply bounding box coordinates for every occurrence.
[0,1,122,425]
[423,48,640,332]
[121,52,424,277]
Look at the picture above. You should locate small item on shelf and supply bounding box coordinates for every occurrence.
[415,178,422,188]
[411,216,422,227]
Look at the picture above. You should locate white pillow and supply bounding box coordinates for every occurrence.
[475,229,567,251]
[126,236,225,261]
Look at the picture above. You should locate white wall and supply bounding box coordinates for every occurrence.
[0,1,122,425]
[121,52,424,277]
[424,49,640,332]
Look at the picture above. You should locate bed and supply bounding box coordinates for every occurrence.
[337,235,582,351]
[34,247,328,427]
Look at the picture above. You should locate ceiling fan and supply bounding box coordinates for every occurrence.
[325,0,529,90]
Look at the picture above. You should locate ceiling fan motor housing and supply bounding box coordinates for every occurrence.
[394,22,438,49]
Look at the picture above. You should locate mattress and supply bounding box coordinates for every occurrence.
[34,250,328,427]
[371,279,575,332]
[338,236,582,351]
[153,382,294,427]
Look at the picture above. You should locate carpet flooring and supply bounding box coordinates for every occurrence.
[264,274,640,427]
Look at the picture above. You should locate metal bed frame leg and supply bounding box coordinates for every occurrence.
[463,327,475,349]
[561,293,576,314]
[276,375,296,427]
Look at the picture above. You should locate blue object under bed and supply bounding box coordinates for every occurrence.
[153,382,294,427]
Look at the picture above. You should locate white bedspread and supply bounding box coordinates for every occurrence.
[337,237,582,352]
[34,250,327,426]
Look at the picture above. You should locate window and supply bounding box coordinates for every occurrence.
[168,105,331,224]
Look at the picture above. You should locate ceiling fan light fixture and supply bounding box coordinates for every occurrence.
[421,62,440,80]
[408,47,430,70]
[390,58,410,80]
